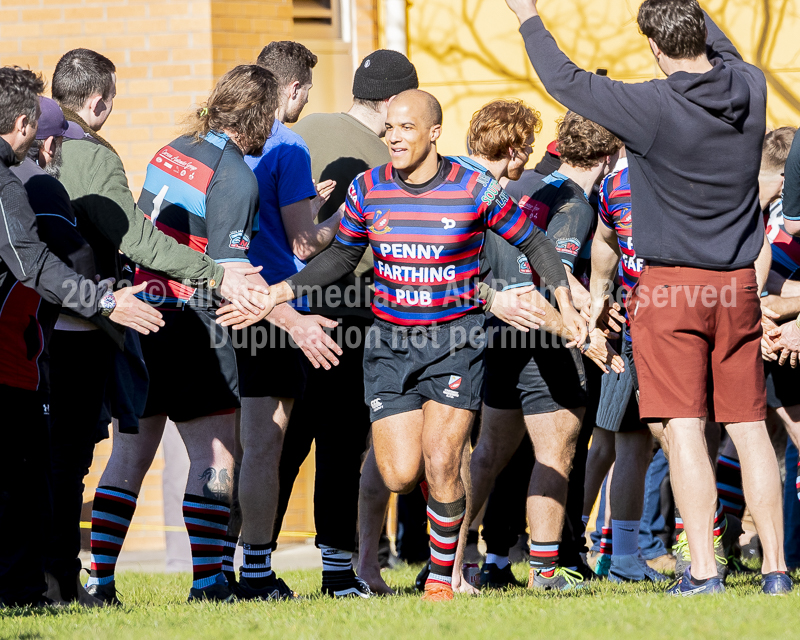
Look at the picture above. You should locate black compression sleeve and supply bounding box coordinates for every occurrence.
[284,238,366,294]
[515,225,570,291]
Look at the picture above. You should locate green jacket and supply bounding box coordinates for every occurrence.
[59,117,225,288]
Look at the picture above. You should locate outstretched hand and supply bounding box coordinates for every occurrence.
[504,0,539,24]
[582,328,625,375]
[216,289,275,329]
[311,179,337,219]
[109,281,165,335]
[218,262,270,316]
[490,285,546,332]
[287,314,343,370]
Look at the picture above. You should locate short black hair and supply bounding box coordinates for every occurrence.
[52,49,116,111]
[638,0,707,60]
[0,67,45,135]
[256,41,317,88]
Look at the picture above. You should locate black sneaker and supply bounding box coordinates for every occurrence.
[321,571,372,598]
[187,574,235,603]
[414,561,431,591]
[479,562,520,590]
[85,581,122,606]
[235,574,298,601]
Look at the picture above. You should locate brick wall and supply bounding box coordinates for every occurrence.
[0,0,292,193]
[2,0,374,554]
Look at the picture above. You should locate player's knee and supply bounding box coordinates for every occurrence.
[379,460,420,494]
[425,449,461,486]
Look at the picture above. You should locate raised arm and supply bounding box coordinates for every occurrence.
[504,0,660,153]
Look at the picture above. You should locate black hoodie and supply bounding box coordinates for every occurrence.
[519,12,766,270]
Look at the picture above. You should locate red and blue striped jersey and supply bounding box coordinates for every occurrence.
[337,157,535,325]
[599,162,640,294]
[765,199,800,281]
[134,132,259,307]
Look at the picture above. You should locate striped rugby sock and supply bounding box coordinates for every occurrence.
[86,486,138,587]
[530,541,559,577]
[716,455,745,519]
[182,494,231,590]
[674,507,684,542]
[712,503,726,538]
[426,495,466,587]
[222,535,238,584]
[240,542,273,588]
[599,527,613,555]
[321,546,361,594]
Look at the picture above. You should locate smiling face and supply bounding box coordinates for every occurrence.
[384,91,441,174]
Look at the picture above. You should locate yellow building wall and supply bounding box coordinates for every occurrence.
[409,0,800,161]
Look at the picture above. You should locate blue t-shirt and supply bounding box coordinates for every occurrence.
[245,121,317,289]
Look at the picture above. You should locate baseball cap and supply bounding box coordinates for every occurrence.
[36,96,69,140]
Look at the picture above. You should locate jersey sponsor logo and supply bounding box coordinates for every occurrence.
[378,243,445,260]
[42,403,50,416]
[229,230,250,250]
[448,375,462,390]
[442,217,456,230]
[480,180,501,205]
[154,147,205,182]
[555,237,581,257]
[475,173,493,187]
[348,182,358,203]
[519,195,549,229]
[375,261,456,284]
[621,253,644,274]
[517,255,532,274]
[370,398,384,412]
[369,209,392,235]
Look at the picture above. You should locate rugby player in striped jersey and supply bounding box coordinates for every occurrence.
[218,89,587,601]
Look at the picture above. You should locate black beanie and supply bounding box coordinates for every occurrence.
[352,49,419,101]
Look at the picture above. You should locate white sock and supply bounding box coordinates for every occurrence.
[320,545,353,573]
[485,553,509,569]
[611,519,640,557]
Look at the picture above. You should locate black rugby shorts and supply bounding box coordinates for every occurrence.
[364,313,485,422]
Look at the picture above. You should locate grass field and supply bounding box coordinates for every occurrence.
[2,564,799,640]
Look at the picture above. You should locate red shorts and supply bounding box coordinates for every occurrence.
[630,266,766,423]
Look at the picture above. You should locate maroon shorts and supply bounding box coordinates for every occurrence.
[629,265,766,423]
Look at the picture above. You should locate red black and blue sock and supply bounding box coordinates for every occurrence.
[426,495,465,587]
[530,541,559,577]
[712,503,726,538]
[599,527,613,555]
[86,486,138,587]
[182,494,231,590]
[716,455,745,519]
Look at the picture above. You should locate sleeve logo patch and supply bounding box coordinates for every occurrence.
[517,255,532,274]
[348,183,358,204]
[555,237,581,257]
[368,209,392,235]
[229,230,250,250]
[519,196,549,230]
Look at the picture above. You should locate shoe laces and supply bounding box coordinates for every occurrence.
[672,531,690,560]
[553,567,584,586]
[671,531,727,566]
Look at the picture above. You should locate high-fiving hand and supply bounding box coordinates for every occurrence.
[504,0,539,24]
